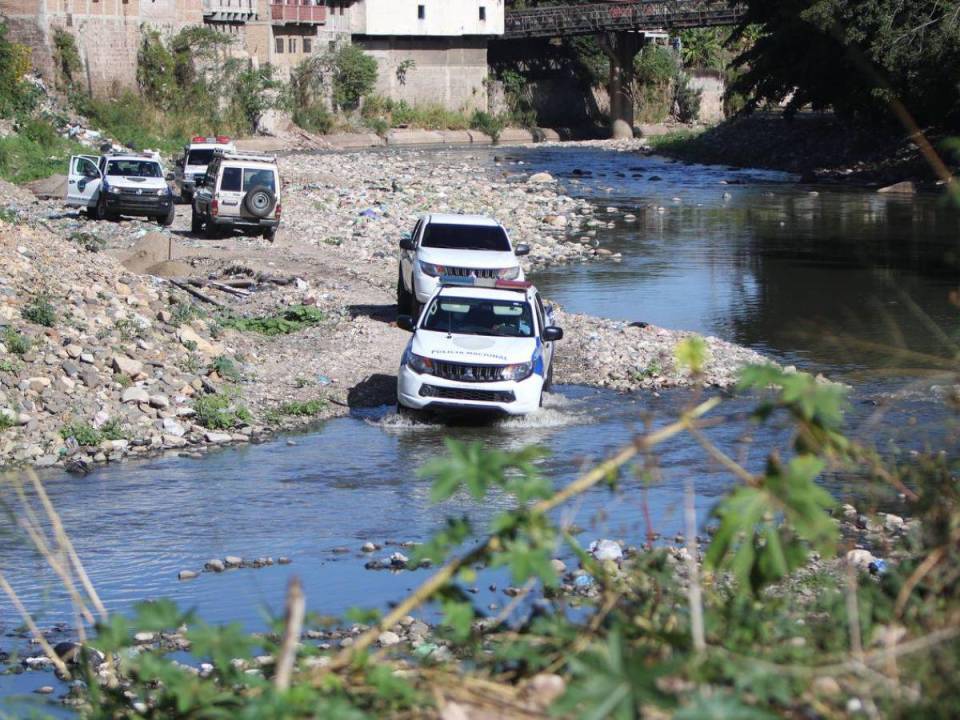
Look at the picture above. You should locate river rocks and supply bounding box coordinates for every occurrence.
[178,570,198,580]
[121,387,150,404]
[112,356,144,377]
[205,559,226,572]
[877,181,915,194]
[377,631,401,647]
[527,172,555,184]
[203,432,232,444]
[846,548,876,570]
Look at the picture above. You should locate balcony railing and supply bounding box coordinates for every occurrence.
[270,2,326,24]
[202,0,256,20]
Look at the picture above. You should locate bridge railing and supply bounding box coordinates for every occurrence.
[503,1,743,38]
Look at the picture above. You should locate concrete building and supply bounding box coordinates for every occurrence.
[351,0,503,112]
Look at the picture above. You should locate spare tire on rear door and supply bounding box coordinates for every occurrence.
[243,185,276,218]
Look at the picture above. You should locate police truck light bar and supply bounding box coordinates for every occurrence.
[439,276,531,290]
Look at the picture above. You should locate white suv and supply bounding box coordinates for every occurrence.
[397,214,530,318]
[174,135,236,204]
[396,278,563,416]
[66,152,175,225]
[191,150,281,241]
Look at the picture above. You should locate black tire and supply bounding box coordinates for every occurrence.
[397,268,412,313]
[544,360,554,391]
[180,190,193,206]
[204,218,220,239]
[261,226,277,242]
[411,299,422,322]
[191,209,203,234]
[158,205,175,227]
[396,402,417,420]
[243,185,276,218]
[94,195,112,221]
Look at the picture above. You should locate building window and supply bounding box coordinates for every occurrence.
[479,6,486,21]
[275,37,284,53]
[417,4,425,20]
[288,37,296,53]
[303,37,312,54]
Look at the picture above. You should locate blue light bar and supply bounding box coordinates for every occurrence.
[439,275,477,286]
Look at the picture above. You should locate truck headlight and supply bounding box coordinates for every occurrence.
[501,361,533,381]
[419,261,444,277]
[498,266,521,280]
[156,188,167,196]
[108,185,121,194]
[404,350,434,375]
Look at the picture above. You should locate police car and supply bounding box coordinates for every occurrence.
[175,135,235,203]
[396,277,563,416]
[65,151,175,225]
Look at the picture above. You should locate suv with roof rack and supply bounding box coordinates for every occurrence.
[191,150,281,241]
[65,151,175,225]
[397,214,530,319]
[396,277,563,416]
[174,135,235,204]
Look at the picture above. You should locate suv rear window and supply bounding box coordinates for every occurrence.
[220,166,277,193]
[106,160,161,177]
[421,223,510,251]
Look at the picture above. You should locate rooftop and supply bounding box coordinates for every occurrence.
[427,213,501,227]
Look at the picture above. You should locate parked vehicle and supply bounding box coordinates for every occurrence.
[174,135,235,204]
[191,150,281,241]
[396,277,563,416]
[65,151,175,226]
[397,214,530,319]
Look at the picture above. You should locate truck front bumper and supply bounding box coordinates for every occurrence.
[397,365,542,416]
[104,195,172,216]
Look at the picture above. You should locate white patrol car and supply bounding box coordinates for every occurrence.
[397,214,530,318]
[66,151,175,225]
[174,135,236,203]
[396,277,563,416]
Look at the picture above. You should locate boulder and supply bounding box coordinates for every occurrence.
[121,387,150,404]
[527,172,556,184]
[112,356,144,376]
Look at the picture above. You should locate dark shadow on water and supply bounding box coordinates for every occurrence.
[347,373,397,408]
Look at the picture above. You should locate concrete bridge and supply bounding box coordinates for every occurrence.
[503,1,745,137]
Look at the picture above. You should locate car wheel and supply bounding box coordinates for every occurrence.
[397,269,412,313]
[204,218,219,239]
[544,361,554,391]
[190,209,202,234]
[180,191,192,206]
[158,205,175,227]
[94,196,112,221]
[396,402,417,420]
[411,299,422,321]
[261,227,277,242]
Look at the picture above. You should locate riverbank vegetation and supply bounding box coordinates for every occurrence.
[6,355,960,717]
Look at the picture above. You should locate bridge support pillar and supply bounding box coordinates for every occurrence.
[599,31,645,140]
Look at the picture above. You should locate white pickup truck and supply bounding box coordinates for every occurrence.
[65,151,175,225]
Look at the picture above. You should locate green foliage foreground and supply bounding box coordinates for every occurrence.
[18,359,958,718]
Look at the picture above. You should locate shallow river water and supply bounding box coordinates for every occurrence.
[2,145,959,708]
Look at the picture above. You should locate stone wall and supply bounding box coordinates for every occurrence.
[689,71,724,123]
[356,36,489,112]
[3,0,203,96]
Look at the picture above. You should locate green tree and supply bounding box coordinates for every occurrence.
[730,0,960,128]
[331,44,378,111]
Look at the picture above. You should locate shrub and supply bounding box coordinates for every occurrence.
[470,110,505,142]
[332,44,378,111]
[293,103,334,134]
[0,22,36,118]
[673,71,703,123]
[69,231,105,253]
[212,355,241,382]
[0,121,85,183]
[22,295,56,327]
[52,28,82,89]
[193,392,252,430]
[3,327,31,354]
[59,422,102,447]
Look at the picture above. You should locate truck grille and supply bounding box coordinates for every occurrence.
[420,385,515,403]
[432,360,507,383]
[444,266,501,279]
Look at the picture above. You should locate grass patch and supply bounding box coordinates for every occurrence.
[22,295,56,327]
[221,305,325,336]
[69,231,105,253]
[646,129,708,157]
[265,398,327,425]
[0,413,12,431]
[0,358,20,373]
[60,418,126,447]
[0,122,87,184]
[212,355,242,382]
[193,392,252,430]
[3,326,31,355]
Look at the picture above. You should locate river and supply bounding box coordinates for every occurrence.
[1,145,957,708]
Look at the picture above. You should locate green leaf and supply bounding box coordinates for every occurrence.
[674,692,777,719]
[675,335,710,375]
[441,599,474,642]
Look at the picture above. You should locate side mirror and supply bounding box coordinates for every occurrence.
[165,172,175,182]
[397,315,415,332]
[514,243,531,256]
[542,326,563,342]
[399,237,415,251]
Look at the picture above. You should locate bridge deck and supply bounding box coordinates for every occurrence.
[504,1,743,39]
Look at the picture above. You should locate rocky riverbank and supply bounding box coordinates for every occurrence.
[654,113,955,188]
[0,142,771,470]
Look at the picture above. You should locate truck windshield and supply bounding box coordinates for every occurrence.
[421,296,533,338]
[105,160,161,178]
[187,149,215,166]
[421,223,510,251]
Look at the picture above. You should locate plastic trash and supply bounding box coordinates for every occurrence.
[868,559,887,575]
[359,208,380,219]
[316,374,332,385]
[574,574,594,589]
